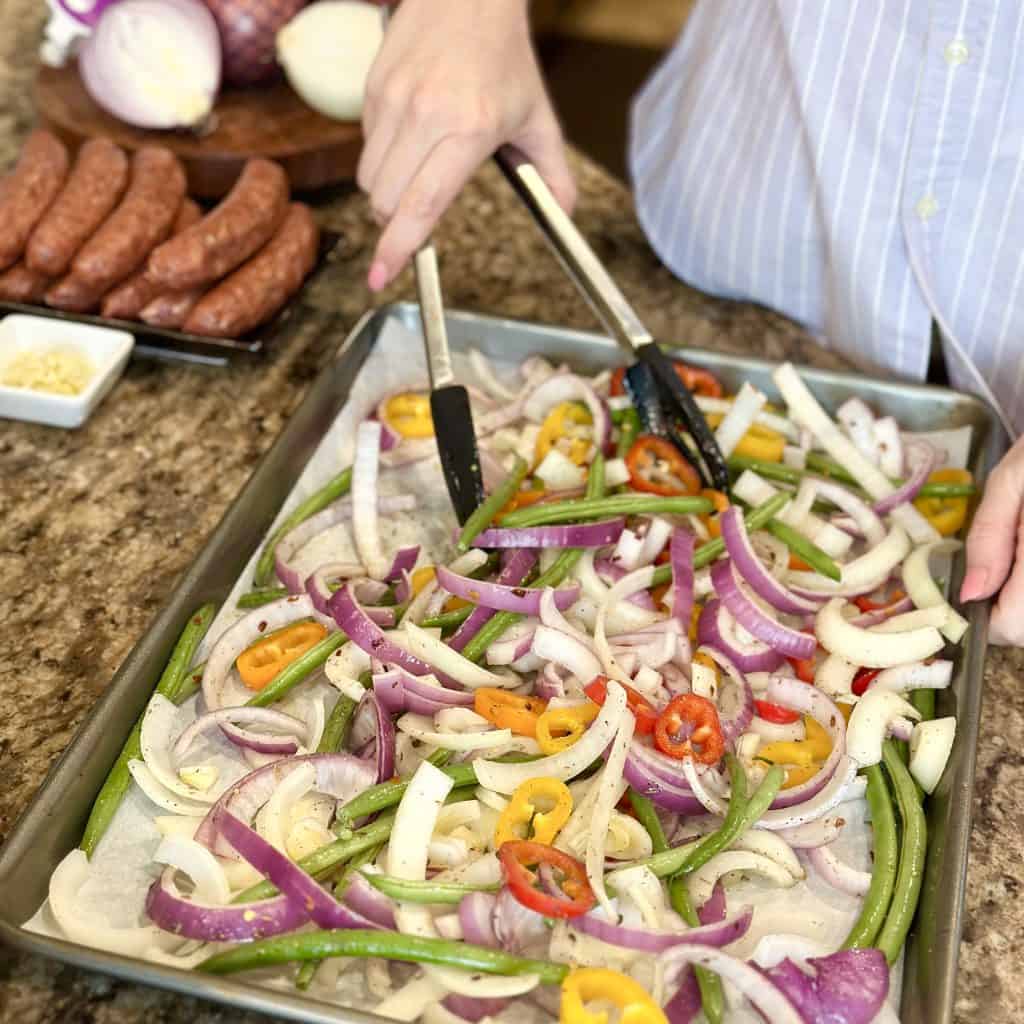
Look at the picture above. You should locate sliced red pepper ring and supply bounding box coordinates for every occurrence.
[754,699,800,726]
[654,693,725,764]
[498,840,596,919]
[584,676,658,735]
[610,361,723,399]
[853,589,906,614]
[851,668,882,697]
[625,434,702,497]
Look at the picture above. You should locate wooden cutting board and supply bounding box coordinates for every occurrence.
[34,64,363,199]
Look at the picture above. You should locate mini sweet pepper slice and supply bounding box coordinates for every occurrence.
[560,967,668,1024]
[474,688,548,737]
[494,777,573,847]
[236,621,328,690]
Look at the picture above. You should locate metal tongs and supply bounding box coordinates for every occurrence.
[494,146,730,492]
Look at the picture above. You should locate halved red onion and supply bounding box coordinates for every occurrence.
[719,507,819,615]
[435,566,579,615]
[699,881,727,924]
[194,752,375,858]
[522,373,611,457]
[670,527,695,631]
[874,439,938,514]
[458,891,499,947]
[217,810,384,930]
[173,706,309,761]
[472,518,627,549]
[697,599,784,673]
[337,871,397,928]
[330,583,456,685]
[572,903,752,952]
[145,866,307,942]
[448,548,537,653]
[711,559,816,660]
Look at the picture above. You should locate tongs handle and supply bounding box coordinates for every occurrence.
[494,145,652,355]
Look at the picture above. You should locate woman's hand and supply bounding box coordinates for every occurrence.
[961,434,1024,644]
[358,0,574,291]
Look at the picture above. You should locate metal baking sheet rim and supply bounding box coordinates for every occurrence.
[0,302,1003,1024]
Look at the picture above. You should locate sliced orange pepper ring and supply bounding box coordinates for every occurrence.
[236,621,328,690]
[474,688,548,737]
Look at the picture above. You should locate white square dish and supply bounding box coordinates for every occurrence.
[0,314,134,428]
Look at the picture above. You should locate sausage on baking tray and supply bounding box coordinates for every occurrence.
[0,130,69,272]
[147,157,289,291]
[25,138,129,278]
[100,198,203,320]
[139,288,204,329]
[184,203,319,338]
[71,145,186,293]
[0,262,52,303]
[45,274,104,313]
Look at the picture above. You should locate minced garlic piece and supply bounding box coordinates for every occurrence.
[1,347,94,395]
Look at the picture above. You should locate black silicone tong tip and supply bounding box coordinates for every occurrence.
[430,385,485,526]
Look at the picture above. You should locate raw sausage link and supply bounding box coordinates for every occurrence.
[139,288,204,329]
[25,138,129,277]
[148,158,289,290]
[72,146,186,293]
[0,262,51,303]
[45,274,104,313]
[0,130,69,271]
[100,198,202,320]
[184,203,319,338]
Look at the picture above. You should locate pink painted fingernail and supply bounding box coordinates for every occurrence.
[959,567,989,602]
[367,260,389,292]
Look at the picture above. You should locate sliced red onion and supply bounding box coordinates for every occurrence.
[670,528,695,632]
[531,625,603,683]
[622,742,706,814]
[472,518,626,549]
[358,691,396,782]
[217,810,384,930]
[484,620,538,666]
[145,867,307,942]
[442,994,511,1023]
[305,561,366,617]
[535,663,567,700]
[386,546,420,582]
[393,570,413,606]
[760,948,889,1024]
[697,646,754,746]
[612,527,645,572]
[711,559,816,660]
[273,495,414,594]
[719,507,819,615]
[572,903,752,952]
[595,557,657,608]
[850,593,914,628]
[448,549,537,652]
[492,886,549,953]
[810,479,886,547]
[522,373,611,457]
[776,815,847,849]
[330,583,454,684]
[173,706,308,761]
[374,668,475,717]
[699,881,727,924]
[338,871,397,928]
[697,599,784,673]
[458,891,499,947]
[195,752,375,858]
[435,566,579,615]
[874,439,938,514]
[805,845,871,897]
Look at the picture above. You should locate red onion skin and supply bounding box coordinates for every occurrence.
[572,904,753,953]
[698,599,784,674]
[448,549,537,652]
[457,891,499,947]
[436,565,579,615]
[337,872,397,929]
[670,528,696,630]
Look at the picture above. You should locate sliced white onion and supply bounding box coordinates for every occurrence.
[695,395,799,440]
[805,844,871,897]
[902,539,969,643]
[714,381,767,457]
[469,348,518,402]
[815,598,944,668]
[814,653,858,699]
[127,760,209,816]
[152,836,231,905]
[535,448,588,490]
[788,524,909,595]
[255,762,316,855]
[688,850,799,909]
[401,621,514,690]
[909,717,957,793]
[352,420,389,580]
[573,550,663,634]
[604,457,631,487]
[870,660,953,694]
[376,976,450,1023]
[731,829,804,881]
[594,566,661,684]
[531,624,602,683]
[397,713,513,751]
[846,690,922,767]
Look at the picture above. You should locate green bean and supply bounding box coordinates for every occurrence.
[727,455,803,485]
[426,749,453,768]
[876,741,927,964]
[246,631,348,709]
[616,408,641,458]
[334,842,386,896]
[650,492,791,587]
[766,518,842,581]
[458,456,529,553]
[335,764,479,830]
[235,814,397,904]
[253,468,353,587]
[910,688,936,722]
[842,765,898,951]
[80,603,217,858]
[668,875,724,1024]
[587,452,606,498]
[236,586,290,609]
[294,959,318,991]
[360,872,500,904]
[198,928,569,983]
[498,493,712,529]
[421,606,475,631]
[627,790,669,854]
[318,695,356,754]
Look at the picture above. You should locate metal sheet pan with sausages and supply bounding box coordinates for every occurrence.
[0,133,332,354]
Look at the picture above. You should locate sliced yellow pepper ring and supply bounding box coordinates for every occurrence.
[783,764,820,789]
[705,412,786,462]
[410,566,436,596]
[474,688,548,737]
[536,703,599,755]
[236,621,328,690]
[535,402,593,468]
[802,716,833,761]
[757,716,833,789]
[494,777,573,847]
[383,392,434,439]
[560,968,667,1024]
[913,468,973,537]
[689,603,702,645]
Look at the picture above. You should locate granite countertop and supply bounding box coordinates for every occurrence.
[2,4,1023,1022]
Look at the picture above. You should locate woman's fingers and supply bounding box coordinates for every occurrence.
[961,437,1024,602]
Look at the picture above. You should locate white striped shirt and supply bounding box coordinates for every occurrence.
[630,0,1024,438]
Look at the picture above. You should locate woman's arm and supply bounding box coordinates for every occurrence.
[358,0,574,290]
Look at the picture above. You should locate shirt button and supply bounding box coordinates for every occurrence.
[916,195,939,221]
[944,39,969,66]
